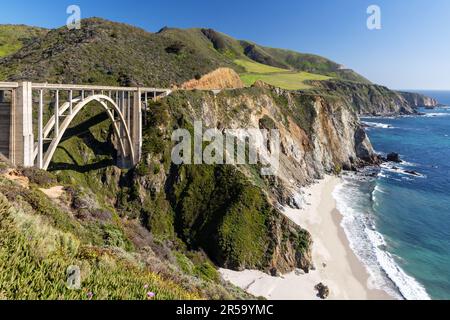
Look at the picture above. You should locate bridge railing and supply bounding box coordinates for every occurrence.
[0,82,19,89]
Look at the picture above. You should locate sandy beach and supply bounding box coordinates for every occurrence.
[220,175,394,300]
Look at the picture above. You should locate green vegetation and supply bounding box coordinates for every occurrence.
[169,164,311,271]
[174,252,220,283]
[20,167,57,188]
[0,191,199,300]
[0,25,47,58]
[171,165,270,269]
[234,59,288,74]
[0,153,251,300]
[235,58,331,90]
[306,79,418,115]
[289,94,319,136]
[0,18,368,87]
[259,115,277,130]
[241,71,331,90]
[48,103,119,206]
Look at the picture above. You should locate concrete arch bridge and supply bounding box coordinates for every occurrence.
[0,82,171,170]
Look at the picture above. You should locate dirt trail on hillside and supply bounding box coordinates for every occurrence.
[39,185,65,199]
[2,169,65,200]
[4,169,29,188]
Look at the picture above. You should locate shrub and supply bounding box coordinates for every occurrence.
[334,164,342,175]
[20,167,57,187]
[259,115,277,130]
[193,262,219,282]
[135,162,150,176]
[0,162,7,174]
[101,223,133,251]
[165,42,185,54]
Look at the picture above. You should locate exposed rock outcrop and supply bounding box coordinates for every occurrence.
[355,127,376,162]
[315,283,330,299]
[169,84,377,198]
[387,152,402,163]
[179,67,244,90]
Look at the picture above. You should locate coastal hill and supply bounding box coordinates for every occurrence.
[0,18,438,300]
[0,18,437,115]
[0,18,368,86]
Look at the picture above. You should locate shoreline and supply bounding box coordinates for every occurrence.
[220,175,394,300]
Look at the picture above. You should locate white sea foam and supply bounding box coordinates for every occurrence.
[398,160,417,167]
[333,175,431,300]
[362,121,395,129]
[361,116,396,120]
[424,112,450,118]
[380,163,425,178]
[374,185,387,194]
[365,228,430,300]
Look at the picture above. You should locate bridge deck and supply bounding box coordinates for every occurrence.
[0,81,171,93]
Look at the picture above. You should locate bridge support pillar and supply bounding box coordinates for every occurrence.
[132,89,142,166]
[10,82,34,167]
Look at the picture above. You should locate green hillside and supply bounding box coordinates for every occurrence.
[0,20,239,86]
[261,47,370,83]
[0,18,369,89]
[0,25,47,58]
[195,28,370,84]
[0,186,200,300]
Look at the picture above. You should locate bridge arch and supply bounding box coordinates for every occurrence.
[39,94,135,170]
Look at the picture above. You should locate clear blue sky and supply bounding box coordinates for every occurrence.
[1,0,450,90]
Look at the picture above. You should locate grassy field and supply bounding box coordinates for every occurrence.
[234,59,288,74]
[235,59,331,90]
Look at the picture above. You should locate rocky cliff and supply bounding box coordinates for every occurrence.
[397,91,439,109]
[116,82,377,275]
[308,80,438,116]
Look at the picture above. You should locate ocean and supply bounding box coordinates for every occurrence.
[333,91,450,300]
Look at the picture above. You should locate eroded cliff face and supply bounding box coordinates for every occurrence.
[163,82,375,205]
[125,83,376,275]
[179,68,244,90]
[308,80,438,116]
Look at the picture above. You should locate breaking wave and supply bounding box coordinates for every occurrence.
[333,173,431,300]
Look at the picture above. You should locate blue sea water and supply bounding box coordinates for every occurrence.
[333,91,450,300]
